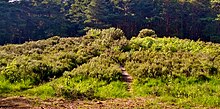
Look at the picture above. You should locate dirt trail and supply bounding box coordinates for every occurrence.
[0,97,32,109]
[120,66,133,91]
[0,96,206,109]
[1,97,172,109]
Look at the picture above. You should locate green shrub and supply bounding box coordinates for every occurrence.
[101,27,125,40]
[137,28,157,38]
[66,56,122,82]
[126,36,220,79]
[125,50,220,79]
[50,77,106,100]
[0,28,129,85]
[84,29,102,39]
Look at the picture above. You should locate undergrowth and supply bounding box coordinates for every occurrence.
[0,28,220,108]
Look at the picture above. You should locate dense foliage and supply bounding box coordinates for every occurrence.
[1,28,220,84]
[126,37,220,79]
[0,28,126,84]
[0,0,220,45]
[0,28,220,107]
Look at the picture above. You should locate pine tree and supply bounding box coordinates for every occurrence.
[85,0,119,28]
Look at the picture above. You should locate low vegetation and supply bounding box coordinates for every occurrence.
[0,28,220,108]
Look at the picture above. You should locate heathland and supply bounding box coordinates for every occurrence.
[0,28,220,108]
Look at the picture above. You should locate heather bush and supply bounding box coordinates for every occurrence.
[137,29,157,38]
[66,56,122,82]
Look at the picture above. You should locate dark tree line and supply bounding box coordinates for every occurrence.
[0,0,78,45]
[0,0,219,45]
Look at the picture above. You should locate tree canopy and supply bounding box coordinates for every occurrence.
[0,0,219,44]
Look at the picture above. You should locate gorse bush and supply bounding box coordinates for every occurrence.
[1,28,220,84]
[125,36,220,79]
[49,77,105,100]
[129,37,211,52]
[125,51,219,79]
[85,28,128,52]
[137,29,157,38]
[66,56,122,82]
[85,28,125,40]
[0,28,127,84]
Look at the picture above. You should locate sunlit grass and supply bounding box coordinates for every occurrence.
[132,76,220,107]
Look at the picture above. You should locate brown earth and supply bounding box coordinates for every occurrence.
[0,96,181,109]
[120,66,133,91]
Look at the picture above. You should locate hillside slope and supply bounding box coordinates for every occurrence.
[0,28,220,108]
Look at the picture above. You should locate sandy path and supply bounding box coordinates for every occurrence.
[0,96,178,109]
[120,66,133,91]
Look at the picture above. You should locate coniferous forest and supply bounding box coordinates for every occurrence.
[1,0,220,108]
[0,0,220,45]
